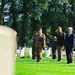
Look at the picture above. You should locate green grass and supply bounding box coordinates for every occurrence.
[15,56,75,75]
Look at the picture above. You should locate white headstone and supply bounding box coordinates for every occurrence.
[0,26,17,75]
[46,47,51,57]
[20,47,25,57]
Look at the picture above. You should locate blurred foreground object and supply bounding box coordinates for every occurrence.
[0,26,17,75]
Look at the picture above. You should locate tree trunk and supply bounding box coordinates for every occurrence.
[11,1,17,31]
[70,0,74,27]
[22,0,27,44]
[22,0,26,34]
[0,0,5,25]
[71,0,74,12]
[63,3,66,16]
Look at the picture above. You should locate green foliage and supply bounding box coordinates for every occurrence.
[0,0,75,46]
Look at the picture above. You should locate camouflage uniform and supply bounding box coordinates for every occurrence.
[35,34,46,62]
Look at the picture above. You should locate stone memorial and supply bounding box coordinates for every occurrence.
[0,26,17,75]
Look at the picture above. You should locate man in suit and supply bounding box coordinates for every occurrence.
[64,27,74,64]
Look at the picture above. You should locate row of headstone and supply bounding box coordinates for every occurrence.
[16,47,75,57]
[16,47,52,57]
[17,47,32,57]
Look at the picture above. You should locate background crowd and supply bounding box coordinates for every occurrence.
[32,27,75,64]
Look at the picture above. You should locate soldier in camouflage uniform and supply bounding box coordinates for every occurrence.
[35,28,46,62]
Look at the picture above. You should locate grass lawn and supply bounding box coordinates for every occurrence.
[15,56,75,75]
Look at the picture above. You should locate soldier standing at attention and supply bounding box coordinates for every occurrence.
[35,28,46,62]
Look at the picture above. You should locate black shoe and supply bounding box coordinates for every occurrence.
[67,62,72,64]
[52,58,56,59]
[58,60,62,62]
[32,58,35,60]
[20,56,25,58]
[52,56,56,59]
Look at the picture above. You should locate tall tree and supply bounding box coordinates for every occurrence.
[0,0,11,25]
[0,0,5,25]
[69,0,74,27]
[10,0,17,31]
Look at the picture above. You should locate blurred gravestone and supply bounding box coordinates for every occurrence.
[46,47,51,57]
[25,47,32,57]
[0,26,17,75]
[20,47,25,58]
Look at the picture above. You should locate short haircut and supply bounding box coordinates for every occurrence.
[38,28,42,31]
[68,27,73,31]
[58,27,62,30]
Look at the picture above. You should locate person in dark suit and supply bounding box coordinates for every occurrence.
[64,27,74,64]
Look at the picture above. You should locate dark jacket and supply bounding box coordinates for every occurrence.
[53,32,65,46]
[51,36,57,48]
[64,33,74,48]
